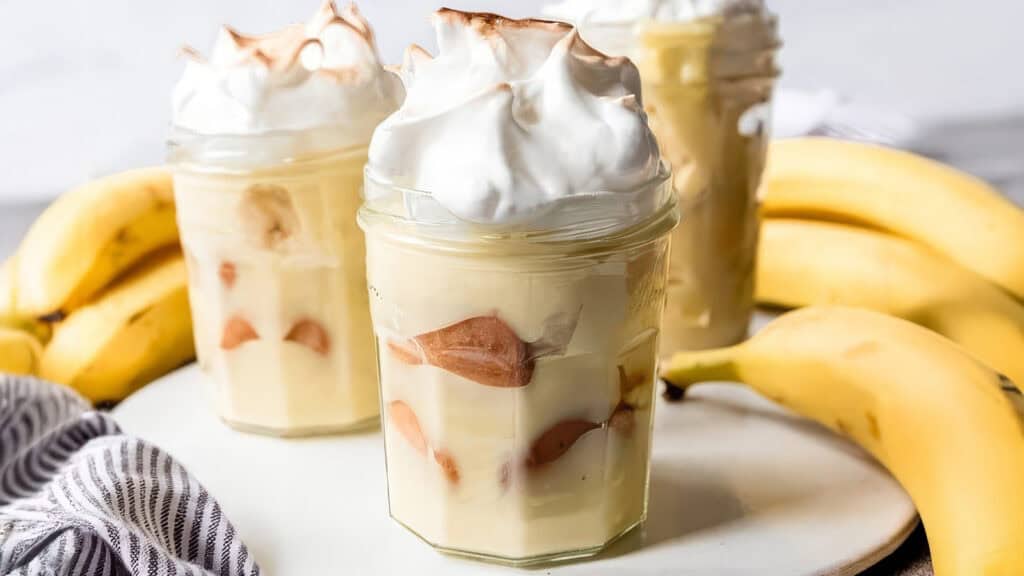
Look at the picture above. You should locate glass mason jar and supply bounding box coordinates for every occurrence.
[583,12,780,354]
[359,167,678,565]
[169,129,379,436]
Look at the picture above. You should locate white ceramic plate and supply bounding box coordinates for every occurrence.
[113,364,917,576]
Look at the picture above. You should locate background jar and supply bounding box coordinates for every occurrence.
[169,129,379,436]
[584,12,781,353]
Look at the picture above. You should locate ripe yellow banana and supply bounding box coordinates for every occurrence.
[758,219,1024,387]
[0,255,52,343]
[762,138,1024,300]
[662,306,1024,576]
[40,249,195,404]
[0,327,42,375]
[13,167,177,318]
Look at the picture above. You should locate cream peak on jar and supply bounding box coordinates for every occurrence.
[367,8,662,226]
[543,0,766,23]
[172,1,403,139]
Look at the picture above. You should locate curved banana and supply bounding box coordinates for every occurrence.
[40,249,195,404]
[662,306,1024,576]
[14,167,177,317]
[1,255,52,343]
[758,219,1024,387]
[762,138,1024,300]
[0,327,42,375]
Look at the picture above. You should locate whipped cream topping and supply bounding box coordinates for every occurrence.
[173,1,402,141]
[543,0,765,24]
[367,9,662,226]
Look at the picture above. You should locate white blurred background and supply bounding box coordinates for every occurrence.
[1,0,1023,202]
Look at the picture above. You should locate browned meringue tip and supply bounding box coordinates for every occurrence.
[434,7,572,34]
[311,0,375,44]
[340,3,372,39]
[178,45,204,62]
[432,8,623,65]
[552,26,625,63]
[187,2,378,74]
[402,44,434,73]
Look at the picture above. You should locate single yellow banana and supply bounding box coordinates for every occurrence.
[0,327,43,375]
[662,306,1024,576]
[762,138,1024,300]
[0,254,52,343]
[14,167,178,318]
[757,219,1024,387]
[40,249,195,404]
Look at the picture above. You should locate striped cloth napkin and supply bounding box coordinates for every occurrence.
[0,375,259,575]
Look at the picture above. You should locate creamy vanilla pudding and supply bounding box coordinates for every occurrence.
[361,9,677,564]
[546,0,780,353]
[169,2,403,436]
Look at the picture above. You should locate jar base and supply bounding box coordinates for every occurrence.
[390,513,646,567]
[219,414,380,438]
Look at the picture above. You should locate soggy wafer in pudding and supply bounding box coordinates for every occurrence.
[361,8,678,564]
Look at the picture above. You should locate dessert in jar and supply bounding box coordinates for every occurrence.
[361,9,678,565]
[546,0,781,352]
[168,2,403,436]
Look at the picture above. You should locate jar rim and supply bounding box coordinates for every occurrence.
[359,163,679,253]
[168,125,369,172]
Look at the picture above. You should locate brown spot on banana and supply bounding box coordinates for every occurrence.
[999,374,1021,395]
[127,306,154,325]
[38,310,66,324]
[836,419,853,436]
[866,412,881,442]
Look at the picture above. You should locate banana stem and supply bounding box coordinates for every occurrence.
[661,346,741,391]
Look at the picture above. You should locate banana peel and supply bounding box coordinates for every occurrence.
[763,138,1024,300]
[13,167,177,318]
[663,306,1024,576]
[757,219,1024,388]
[40,249,195,404]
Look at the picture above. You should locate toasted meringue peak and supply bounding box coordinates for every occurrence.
[367,8,662,226]
[172,2,403,138]
[543,0,765,24]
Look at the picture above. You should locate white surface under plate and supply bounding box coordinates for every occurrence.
[113,363,917,576]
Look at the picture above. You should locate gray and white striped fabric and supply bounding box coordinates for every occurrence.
[0,375,260,576]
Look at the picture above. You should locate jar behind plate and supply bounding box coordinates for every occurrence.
[584,12,781,353]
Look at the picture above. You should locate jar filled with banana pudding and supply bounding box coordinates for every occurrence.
[361,9,678,564]
[168,3,403,436]
[546,0,781,353]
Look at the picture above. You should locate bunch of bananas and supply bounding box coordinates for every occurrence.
[0,168,194,404]
[664,137,1024,575]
